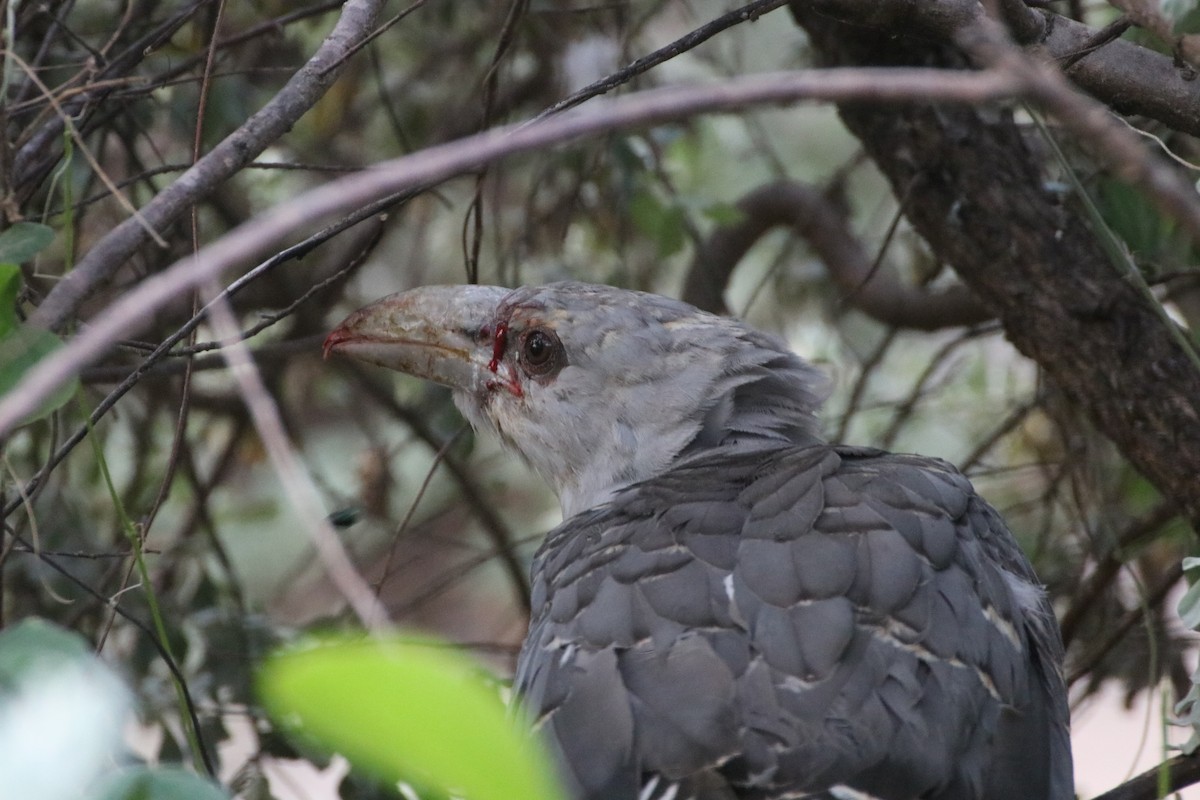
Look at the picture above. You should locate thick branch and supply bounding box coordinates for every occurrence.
[804,0,1200,136]
[791,4,1200,526]
[683,180,991,328]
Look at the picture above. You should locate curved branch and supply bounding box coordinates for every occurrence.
[682,180,992,328]
[29,0,388,333]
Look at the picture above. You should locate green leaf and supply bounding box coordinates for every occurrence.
[0,264,20,336]
[0,618,92,687]
[258,635,564,800]
[0,222,54,265]
[0,324,80,426]
[93,767,231,800]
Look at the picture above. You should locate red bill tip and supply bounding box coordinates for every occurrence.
[323,328,352,360]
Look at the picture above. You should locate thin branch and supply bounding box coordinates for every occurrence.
[201,286,391,630]
[683,180,992,327]
[792,2,1200,527]
[1059,501,1180,647]
[1066,559,1183,687]
[7,51,167,246]
[29,0,389,332]
[1,215,381,521]
[835,328,899,443]
[346,365,533,615]
[803,0,1200,136]
[533,0,790,120]
[12,0,213,192]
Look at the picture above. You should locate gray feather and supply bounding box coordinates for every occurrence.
[516,444,1071,800]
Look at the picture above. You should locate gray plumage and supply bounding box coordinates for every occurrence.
[326,281,1073,800]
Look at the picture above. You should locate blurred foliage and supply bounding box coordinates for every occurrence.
[0,618,229,800]
[259,634,564,800]
[1,0,1198,798]
[0,227,78,424]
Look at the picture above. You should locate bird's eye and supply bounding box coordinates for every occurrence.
[520,328,564,377]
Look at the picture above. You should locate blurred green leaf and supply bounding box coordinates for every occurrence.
[0,619,135,800]
[0,263,20,336]
[1169,1,1200,29]
[1096,177,1193,270]
[94,767,230,800]
[0,324,80,425]
[0,618,91,688]
[259,635,564,800]
[630,189,686,258]
[0,222,54,265]
[701,202,745,227]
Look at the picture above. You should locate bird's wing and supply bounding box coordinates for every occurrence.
[515,444,1069,800]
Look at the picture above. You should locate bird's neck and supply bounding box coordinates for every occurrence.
[686,348,827,452]
[557,353,826,517]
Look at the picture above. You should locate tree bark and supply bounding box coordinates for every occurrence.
[790,3,1200,528]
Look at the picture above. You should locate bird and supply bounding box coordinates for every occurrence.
[324,281,1073,800]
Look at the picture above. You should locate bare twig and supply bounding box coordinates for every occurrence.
[29,0,388,332]
[958,18,1200,249]
[11,0,211,180]
[1059,501,1180,647]
[683,180,993,327]
[1058,15,1131,71]
[532,0,791,120]
[0,525,214,772]
[7,51,167,246]
[202,287,391,629]
[835,328,899,443]
[1067,559,1183,686]
[346,365,532,615]
[793,1,1200,526]
[376,426,467,598]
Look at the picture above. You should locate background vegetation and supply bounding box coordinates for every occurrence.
[4,0,1200,798]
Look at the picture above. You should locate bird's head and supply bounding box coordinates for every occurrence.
[326,282,826,516]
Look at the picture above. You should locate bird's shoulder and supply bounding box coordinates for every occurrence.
[534,441,1001,588]
[526,439,1051,713]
